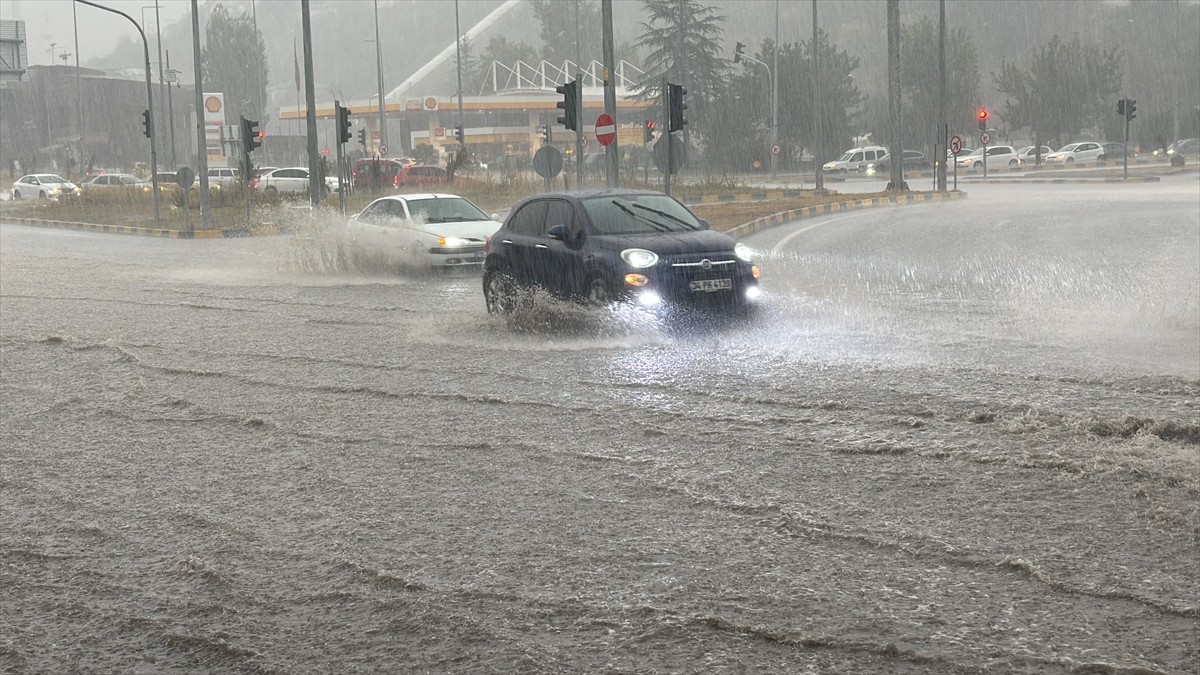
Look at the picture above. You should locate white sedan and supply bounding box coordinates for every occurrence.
[347,193,502,269]
[1044,142,1104,165]
[10,174,79,200]
[252,167,338,195]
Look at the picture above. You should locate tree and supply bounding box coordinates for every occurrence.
[992,34,1122,146]
[635,0,729,144]
[898,17,980,154]
[469,35,542,94]
[201,4,268,126]
[530,0,601,67]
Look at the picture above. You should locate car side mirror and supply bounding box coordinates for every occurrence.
[490,213,500,221]
[698,218,711,229]
[547,224,569,240]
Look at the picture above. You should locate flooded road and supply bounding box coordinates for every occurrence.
[2,178,1197,673]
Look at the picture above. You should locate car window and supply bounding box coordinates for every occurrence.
[850,152,863,162]
[406,197,488,223]
[509,201,548,235]
[582,194,704,236]
[544,199,575,234]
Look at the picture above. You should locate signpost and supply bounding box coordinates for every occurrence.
[533,145,563,191]
[379,143,388,156]
[771,144,781,156]
[950,134,962,191]
[979,130,991,179]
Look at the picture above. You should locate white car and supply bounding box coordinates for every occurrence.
[347,193,502,269]
[80,173,142,190]
[1016,145,1054,167]
[822,145,888,173]
[10,174,79,200]
[252,167,338,195]
[1044,142,1104,165]
[206,167,240,189]
[956,145,1019,169]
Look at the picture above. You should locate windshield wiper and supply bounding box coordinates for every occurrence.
[630,203,699,230]
[611,200,670,232]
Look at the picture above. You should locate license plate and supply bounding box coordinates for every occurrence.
[689,278,732,292]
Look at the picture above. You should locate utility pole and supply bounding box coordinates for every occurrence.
[770,0,779,178]
[155,0,166,168]
[374,0,387,149]
[574,0,583,188]
[165,50,177,169]
[936,0,947,192]
[301,0,321,207]
[886,0,906,191]
[454,0,465,157]
[662,77,671,197]
[189,0,210,230]
[812,0,824,192]
[601,0,618,187]
[72,3,82,177]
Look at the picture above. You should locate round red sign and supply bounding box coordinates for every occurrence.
[595,113,616,147]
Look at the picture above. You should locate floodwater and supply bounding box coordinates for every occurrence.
[1,178,1197,673]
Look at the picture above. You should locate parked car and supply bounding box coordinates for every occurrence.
[481,189,762,317]
[1016,145,1054,167]
[250,167,338,195]
[956,145,1019,169]
[347,193,502,269]
[865,150,930,175]
[822,145,888,173]
[206,167,240,189]
[80,173,142,190]
[1044,141,1104,165]
[1163,138,1200,159]
[1099,142,1128,162]
[10,174,78,200]
[352,158,408,190]
[394,165,448,188]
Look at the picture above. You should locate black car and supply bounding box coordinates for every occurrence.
[482,190,762,316]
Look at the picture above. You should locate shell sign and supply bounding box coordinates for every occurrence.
[423,96,439,111]
[202,92,225,125]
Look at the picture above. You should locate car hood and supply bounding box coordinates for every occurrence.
[418,219,501,240]
[592,229,735,256]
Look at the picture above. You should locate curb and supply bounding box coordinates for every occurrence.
[680,189,822,205]
[723,190,967,240]
[1,216,287,239]
[958,176,1162,184]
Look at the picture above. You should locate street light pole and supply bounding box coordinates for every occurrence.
[736,53,772,173]
[812,0,824,192]
[73,3,82,177]
[74,0,160,228]
[454,0,465,156]
[374,0,387,151]
[771,0,779,177]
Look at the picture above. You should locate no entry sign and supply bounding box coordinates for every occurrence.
[595,113,616,147]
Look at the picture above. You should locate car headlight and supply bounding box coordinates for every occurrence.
[621,248,658,268]
[734,243,754,262]
[437,236,467,247]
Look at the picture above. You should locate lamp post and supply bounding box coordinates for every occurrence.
[373,0,387,149]
[733,49,774,175]
[75,0,160,228]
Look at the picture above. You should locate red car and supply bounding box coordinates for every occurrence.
[393,165,447,188]
[353,158,411,190]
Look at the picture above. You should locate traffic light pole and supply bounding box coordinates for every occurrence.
[335,100,345,214]
[1123,104,1130,180]
[662,78,671,197]
[576,70,584,189]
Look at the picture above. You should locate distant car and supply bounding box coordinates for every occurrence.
[207,167,240,189]
[81,173,142,190]
[394,165,448,188]
[956,145,1019,168]
[1164,138,1199,159]
[250,167,338,195]
[347,193,502,269]
[866,150,929,175]
[352,158,408,190]
[1044,142,1104,165]
[481,189,762,317]
[10,174,78,200]
[1099,142,1128,163]
[1016,145,1054,167]
[822,146,888,173]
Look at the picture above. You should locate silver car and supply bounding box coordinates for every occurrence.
[10,174,79,200]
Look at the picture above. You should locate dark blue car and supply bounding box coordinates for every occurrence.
[482,190,762,316]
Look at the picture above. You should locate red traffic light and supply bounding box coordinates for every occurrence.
[646,120,655,130]
[321,148,329,156]
[977,108,988,120]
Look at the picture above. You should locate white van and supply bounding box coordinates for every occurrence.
[823,145,888,173]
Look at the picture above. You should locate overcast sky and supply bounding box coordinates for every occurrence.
[1,0,192,67]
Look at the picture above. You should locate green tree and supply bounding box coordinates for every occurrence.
[992,34,1122,146]
[201,4,268,125]
[530,0,601,67]
[635,0,729,144]
[898,17,980,153]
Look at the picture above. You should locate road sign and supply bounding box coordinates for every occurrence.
[176,167,195,189]
[379,144,388,155]
[595,113,616,147]
[771,144,781,156]
[653,133,686,174]
[950,134,963,156]
[533,145,564,178]
[980,131,991,146]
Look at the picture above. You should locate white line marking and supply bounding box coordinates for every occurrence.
[772,212,878,253]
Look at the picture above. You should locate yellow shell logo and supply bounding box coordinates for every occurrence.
[424,97,438,109]
[204,96,222,113]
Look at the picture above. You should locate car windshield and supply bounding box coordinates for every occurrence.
[1059,143,1080,152]
[405,197,489,223]
[835,151,853,161]
[966,148,984,157]
[582,194,705,235]
[38,175,67,184]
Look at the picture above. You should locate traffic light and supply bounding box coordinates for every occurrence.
[538,123,552,145]
[556,78,579,131]
[977,108,988,131]
[1126,99,1137,122]
[643,120,656,143]
[358,128,367,146]
[734,41,746,64]
[240,116,262,152]
[667,83,687,133]
[454,125,465,144]
[141,109,152,139]
[335,104,351,144]
[1117,98,1126,117]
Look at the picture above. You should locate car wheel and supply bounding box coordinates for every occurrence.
[585,273,614,306]
[483,270,517,315]
[1008,159,1018,167]
[838,168,847,174]
[1098,154,1107,163]
[11,190,19,200]
[38,191,47,200]
[264,186,278,195]
[973,161,982,168]
[1066,158,1075,164]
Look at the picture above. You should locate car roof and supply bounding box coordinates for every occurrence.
[375,193,464,201]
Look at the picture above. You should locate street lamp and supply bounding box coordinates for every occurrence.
[372,0,387,148]
[733,42,775,176]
